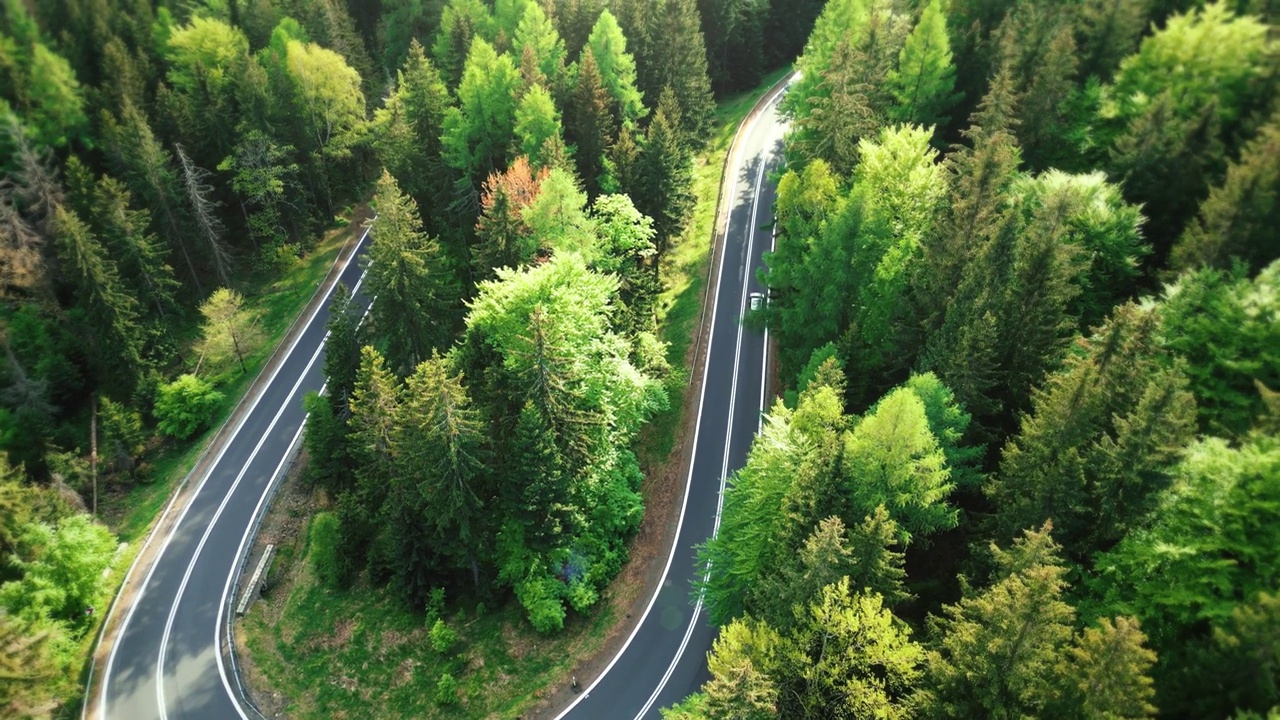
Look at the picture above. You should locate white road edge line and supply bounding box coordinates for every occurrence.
[155,317,328,720]
[760,223,776,435]
[99,225,371,720]
[633,124,772,720]
[216,275,376,717]
[551,81,786,720]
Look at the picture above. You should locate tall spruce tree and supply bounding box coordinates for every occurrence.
[372,39,453,234]
[398,354,489,586]
[990,3,1078,169]
[987,302,1197,561]
[364,171,458,374]
[100,99,200,295]
[635,0,715,142]
[565,47,616,197]
[698,0,766,94]
[432,0,493,88]
[634,89,694,258]
[911,66,1021,347]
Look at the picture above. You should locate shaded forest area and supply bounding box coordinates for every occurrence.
[670,0,1280,719]
[0,0,821,715]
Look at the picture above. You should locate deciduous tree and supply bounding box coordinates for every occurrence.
[441,37,521,191]
[885,0,959,131]
[195,287,261,375]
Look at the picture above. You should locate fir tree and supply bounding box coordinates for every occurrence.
[912,66,1021,344]
[634,89,694,259]
[91,175,181,324]
[399,354,490,584]
[565,48,616,197]
[1055,617,1159,719]
[372,40,453,234]
[636,0,716,141]
[50,206,143,393]
[432,0,493,88]
[918,523,1076,720]
[364,171,458,374]
[323,282,363,415]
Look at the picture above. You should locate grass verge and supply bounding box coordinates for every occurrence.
[240,470,622,718]
[236,68,792,719]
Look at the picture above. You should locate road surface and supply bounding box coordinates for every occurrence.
[100,229,374,720]
[98,78,788,720]
[556,81,790,719]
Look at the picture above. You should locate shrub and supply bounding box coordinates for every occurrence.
[154,374,223,439]
[429,618,457,654]
[308,512,341,589]
[424,586,446,626]
[435,672,458,705]
[516,576,565,634]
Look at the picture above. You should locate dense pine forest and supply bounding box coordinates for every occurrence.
[0,0,1276,716]
[667,0,1280,719]
[0,0,815,714]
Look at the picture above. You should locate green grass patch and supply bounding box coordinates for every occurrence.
[639,65,793,469]
[243,535,617,719]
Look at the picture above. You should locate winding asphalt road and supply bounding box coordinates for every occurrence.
[97,78,789,720]
[556,81,790,719]
[99,228,375,720]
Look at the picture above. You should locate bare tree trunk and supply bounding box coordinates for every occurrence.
[175,143,234,287]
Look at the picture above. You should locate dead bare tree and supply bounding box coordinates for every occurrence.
[0,195,45,298]
[2,118,64,237]
[174,143,233,287]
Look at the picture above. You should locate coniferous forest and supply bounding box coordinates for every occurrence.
[0,0,1275,716]
[668,1,1280,719]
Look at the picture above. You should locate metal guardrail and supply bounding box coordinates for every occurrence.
[235,544,276,617]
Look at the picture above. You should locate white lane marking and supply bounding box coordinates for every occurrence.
[156,323,329,720]
[100,226,371,720]
[216,275,376,716]
[633,125,772,720]
[552,79,789,720]
[760,223,777,435]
